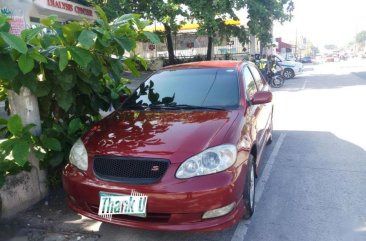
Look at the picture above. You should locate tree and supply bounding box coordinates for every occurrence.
[148,0,187,64]
[356,31,366,44]
[89,0,186,65]
[183,0,294,59]
[356,31,366,50]
[87,0,150,22]
[246,0,294,52]
[0,9,158,186]
[182,0,240,60]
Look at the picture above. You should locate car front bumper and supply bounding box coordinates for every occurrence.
[62,163,247,232]
[296,66,304,75]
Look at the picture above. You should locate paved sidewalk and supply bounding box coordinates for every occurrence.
[0,189,101,241]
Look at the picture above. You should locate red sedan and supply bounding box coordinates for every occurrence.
[63,61,273,231]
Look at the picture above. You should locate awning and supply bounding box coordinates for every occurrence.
[144,20,241,33]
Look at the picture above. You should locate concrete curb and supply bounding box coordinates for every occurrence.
[0,157,48,219]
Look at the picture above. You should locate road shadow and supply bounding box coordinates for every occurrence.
[252,130,366,241]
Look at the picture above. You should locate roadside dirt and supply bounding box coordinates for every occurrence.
[0,189,100,241]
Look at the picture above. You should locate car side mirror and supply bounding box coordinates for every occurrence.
[251,91,272,105]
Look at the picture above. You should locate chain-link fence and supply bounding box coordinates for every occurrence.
[137,32,251,64]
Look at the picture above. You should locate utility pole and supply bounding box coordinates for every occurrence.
[294,28,298,60]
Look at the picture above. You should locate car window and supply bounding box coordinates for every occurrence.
[275,55,284,62]
[249,65,266,90]
[243,66,257,100]
[123,68,239,108]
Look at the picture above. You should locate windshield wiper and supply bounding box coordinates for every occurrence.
[123,103,226,111]
[149,104,225,110]
[173,104,225,110]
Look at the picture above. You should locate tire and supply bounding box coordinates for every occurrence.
[283,68,295,79]
[270,75,284,88]
[267,118,273,145]
[243,155,256,219]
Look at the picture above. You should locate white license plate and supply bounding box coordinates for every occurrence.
[98,191,148,218]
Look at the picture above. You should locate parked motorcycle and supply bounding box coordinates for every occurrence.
[268,69,284,88]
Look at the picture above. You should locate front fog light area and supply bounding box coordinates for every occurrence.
[202,202,235,219]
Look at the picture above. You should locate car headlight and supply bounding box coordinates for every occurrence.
[176,144,237,179]
[69,138,88,171]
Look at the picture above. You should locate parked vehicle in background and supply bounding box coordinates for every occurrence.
[324,55,335,62]
[274,54,303,79]
[300,56,312,63]
[63,61,274,232]
[268,68,285,88]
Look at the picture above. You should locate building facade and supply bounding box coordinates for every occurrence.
[139,21,260,60]
[0,0,96,34]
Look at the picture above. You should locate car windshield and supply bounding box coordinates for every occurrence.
[276,55,285,61]
[122,68,239,110]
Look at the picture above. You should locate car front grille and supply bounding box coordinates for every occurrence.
[93,156,170,184]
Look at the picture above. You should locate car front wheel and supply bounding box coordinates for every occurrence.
[267,119,273,145]
[243,155,256,219]
[283,68,295,79]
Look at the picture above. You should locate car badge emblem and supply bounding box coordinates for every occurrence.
[151,166,160,172]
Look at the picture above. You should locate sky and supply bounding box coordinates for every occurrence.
[273,0,366,48]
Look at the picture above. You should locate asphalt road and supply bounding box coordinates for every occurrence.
[2,59,366,241]
[241,59,366,241]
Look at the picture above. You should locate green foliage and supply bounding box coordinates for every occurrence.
[18,54,35,74]
[0,32,28,54]
[356,31,366,45]
[0,9,158,187]
[143,31,161,44]
[180,0,294,55]
[89,0,176,63]
[0,115,41,181]
[246,0,294,45]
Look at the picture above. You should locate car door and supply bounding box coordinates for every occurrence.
[248,65,273,149]
[242,65,268,153]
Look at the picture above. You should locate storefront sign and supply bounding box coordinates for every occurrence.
[35,0,96,19]
[47,0,92,17]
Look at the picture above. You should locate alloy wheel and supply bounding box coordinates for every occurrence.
[283,69,294,79]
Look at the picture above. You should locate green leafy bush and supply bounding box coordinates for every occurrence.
[0,7,159,187]
[0,115,41,187]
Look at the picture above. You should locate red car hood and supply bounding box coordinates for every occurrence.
[83,110,239,163]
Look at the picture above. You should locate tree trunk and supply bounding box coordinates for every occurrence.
[7,87,41,136]
[207,35,213,60]
[260,41,265,55]
[164,24,175,65]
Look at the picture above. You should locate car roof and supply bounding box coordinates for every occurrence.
[161,61,243,71]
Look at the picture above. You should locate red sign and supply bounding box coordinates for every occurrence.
[48,0,73,12]
[148,44,155,51]
[9,16,26,36]
[74,6,93,16]
[47,0,93,17]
